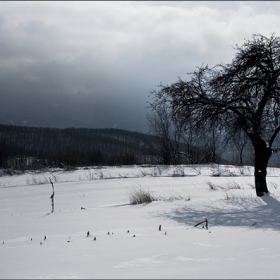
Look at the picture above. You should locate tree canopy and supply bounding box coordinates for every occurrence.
[150,33,280,196]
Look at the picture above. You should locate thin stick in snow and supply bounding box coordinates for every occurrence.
[49,178,55,213]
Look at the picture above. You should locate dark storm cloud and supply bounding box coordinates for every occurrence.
[1,1,280,132]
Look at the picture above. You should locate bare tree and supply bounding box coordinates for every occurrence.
[146,106,183,165]
[146,104,223,165]
[150,34,280,196]
[180,120,205,164]
[179,119,223,164]
[224,127,249,166]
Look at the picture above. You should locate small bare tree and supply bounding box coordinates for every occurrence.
[224,127,249,166]
[146,106,183,165]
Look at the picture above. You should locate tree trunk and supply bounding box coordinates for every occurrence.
[254,146,271,196]
[254,169,268,196]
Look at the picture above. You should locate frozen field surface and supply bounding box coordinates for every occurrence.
[1,164,280,279]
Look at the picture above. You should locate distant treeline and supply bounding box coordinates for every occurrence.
[0,124,159,170]
[2,124,267,171]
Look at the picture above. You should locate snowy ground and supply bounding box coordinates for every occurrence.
[1,164,280,279]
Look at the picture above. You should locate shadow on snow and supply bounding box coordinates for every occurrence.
[154,194,280,231]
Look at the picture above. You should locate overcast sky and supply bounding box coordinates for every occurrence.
[1,1,280,132]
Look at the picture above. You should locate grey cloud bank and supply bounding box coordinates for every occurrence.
[0,1,280,132]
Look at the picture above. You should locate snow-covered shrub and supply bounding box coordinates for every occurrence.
[207,181,220,190]
[226,181,242,189]
[207,181,242,191]
[149,167,161,177]
[224,191,259,203]
[98,171,104,179]
[210,164,237,177]
[85,170,95,180]
[138,169,148,177]
[172,166,185,177]
[26,175,49,185]
[247,183,255,189]
[270,182,278,189]
[85,170,104,180]
[190,165,201,175]
[209,164,221,177]
[129,186,156,204]
[158,193,190,202]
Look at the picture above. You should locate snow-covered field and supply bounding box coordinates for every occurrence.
[1,164,280,279]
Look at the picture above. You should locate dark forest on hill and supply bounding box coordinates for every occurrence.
[0,124,158,169]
